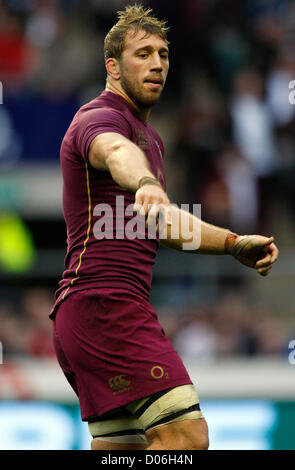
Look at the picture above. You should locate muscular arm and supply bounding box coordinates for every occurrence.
[161,206,279,276]
[88,132,171,223]
[88,132,155,191]
[88,133,278,275]
[161,206,230,254]
[89,134,229,252]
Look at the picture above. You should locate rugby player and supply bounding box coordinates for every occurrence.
[50,5,279,450]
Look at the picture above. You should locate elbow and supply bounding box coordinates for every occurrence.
[106,140,129,159]
[104,140,128,169]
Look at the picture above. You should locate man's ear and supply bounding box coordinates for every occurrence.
[105,58,120,80]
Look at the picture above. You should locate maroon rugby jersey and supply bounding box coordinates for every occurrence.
[50,91,166,318]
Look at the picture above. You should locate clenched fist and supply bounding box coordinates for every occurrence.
[133,181,172,227]
[226,234,279,276]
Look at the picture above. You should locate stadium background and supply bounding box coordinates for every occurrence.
[0,0,295,450]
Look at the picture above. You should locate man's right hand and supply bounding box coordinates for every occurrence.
[133,183,172,227]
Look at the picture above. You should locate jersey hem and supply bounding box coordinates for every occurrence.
[49,282,150,319]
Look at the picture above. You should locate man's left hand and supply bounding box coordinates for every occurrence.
[226,234,279,276]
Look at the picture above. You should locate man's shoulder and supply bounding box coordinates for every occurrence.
[62,92,133,154]
[78,92,128,122]
[71,94,136,143]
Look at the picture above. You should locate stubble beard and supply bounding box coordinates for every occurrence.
[120,70,162,110]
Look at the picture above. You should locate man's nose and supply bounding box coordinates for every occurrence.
[150,53,163,71]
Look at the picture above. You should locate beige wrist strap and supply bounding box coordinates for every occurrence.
[137,176,161,190]
[225,232,238,254]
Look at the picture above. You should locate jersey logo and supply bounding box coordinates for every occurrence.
[108,374,132,395]
[136,129,148,149]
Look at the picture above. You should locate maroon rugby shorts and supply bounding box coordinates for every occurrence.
[52,288,192,420]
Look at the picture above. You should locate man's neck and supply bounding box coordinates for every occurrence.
[105,82,150,122]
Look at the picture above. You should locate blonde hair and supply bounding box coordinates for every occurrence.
[104,4,169,61]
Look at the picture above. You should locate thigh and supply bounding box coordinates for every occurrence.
[146,417,209,450]
[126,384,203,432]
[89,384,206,450]
[125,384,208,450]
[88,407,148,450]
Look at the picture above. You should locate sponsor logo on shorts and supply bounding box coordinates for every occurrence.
[108,374,132,395]
[150,366,169,380]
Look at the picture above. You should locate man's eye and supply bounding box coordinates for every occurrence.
[138,54,148,58]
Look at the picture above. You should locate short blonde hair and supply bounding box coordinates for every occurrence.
[104,4,169,61]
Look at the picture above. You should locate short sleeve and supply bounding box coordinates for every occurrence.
[75,107,132,161]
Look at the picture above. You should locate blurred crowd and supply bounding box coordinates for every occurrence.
[158,294,294,360]
[0,0,295,233]
[1,0,295,360]
[167,0,295,238]
[0,286,293,360]
[0,287,55,358]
